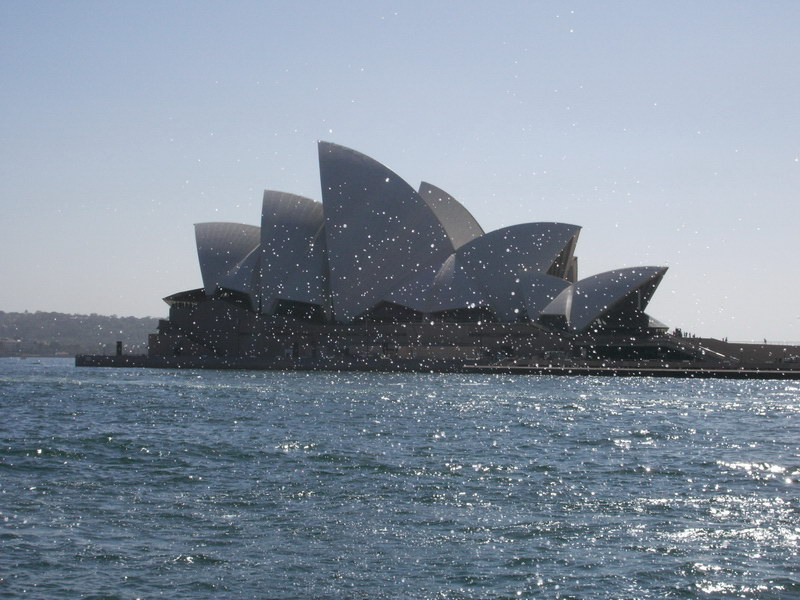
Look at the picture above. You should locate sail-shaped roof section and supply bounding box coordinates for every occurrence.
[520,273,573,321]
[386,253,488,314]
[218,245,261,309]
[382,261,441,314]
[428,253,493,313]
[540,285,574,324]
[418,182,484,250]
[456,223,581,280]
[177,142,671,332]
[456,223,581,321]
[277,226,329,308]
[453,223,580,320]
[319,141,454,322]
[258,191,325,313]
[386,223,580,320]
[195,222,261,296]
[569,266,668,332]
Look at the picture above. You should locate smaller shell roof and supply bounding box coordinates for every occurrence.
[569,266,668,332]
[386,254,488,314]
[259,191,324,313]
[218,244,261,309]
[520,273,573,321]
[277,226,329,307]
[418,182,484,251]
[455,223,580,319]
[195,222,261,296]
[429,254,490,312]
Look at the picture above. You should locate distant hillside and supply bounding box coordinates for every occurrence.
[0,311,159,356]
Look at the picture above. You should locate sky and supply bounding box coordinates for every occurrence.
[1,1,799,342]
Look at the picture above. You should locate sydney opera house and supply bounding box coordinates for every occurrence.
[138,141,700,371]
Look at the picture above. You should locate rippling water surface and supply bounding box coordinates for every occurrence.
[1,358,798,599]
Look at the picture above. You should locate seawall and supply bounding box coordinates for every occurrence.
[75,354,800,380]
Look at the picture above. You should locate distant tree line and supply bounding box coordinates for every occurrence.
[0,311,159,356]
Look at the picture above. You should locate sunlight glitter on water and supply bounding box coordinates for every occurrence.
[1,359,799,599]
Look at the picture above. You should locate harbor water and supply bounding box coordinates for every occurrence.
[1,357,798,599]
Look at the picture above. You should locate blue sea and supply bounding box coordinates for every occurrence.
[1,357,798,599]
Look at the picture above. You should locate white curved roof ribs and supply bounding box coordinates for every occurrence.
[569,266,668,332]
[319,141,453,322]
[418,182,484,250]
[195,222,261,296]
[259,191,325,314]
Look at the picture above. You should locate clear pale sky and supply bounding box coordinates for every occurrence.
[2,1,798,342]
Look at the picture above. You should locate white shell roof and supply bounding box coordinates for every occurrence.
[520,273,573,321]
[259,191,325,313]
[541,285,574,322]
[418,182,484,250]
[386,223,580,319]
[428,254,490,312]
[183,143,669,331]
[319,141,454,322]
[386,253,489,314]
[456,223,581,280]
[277,226,329,308]
[383,263,440,313]
[455,223,580,319]
[568,266,668,332]
[195,222,261,296]
[218,244,261,308]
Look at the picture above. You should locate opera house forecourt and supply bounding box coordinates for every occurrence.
[78,142,800,377]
